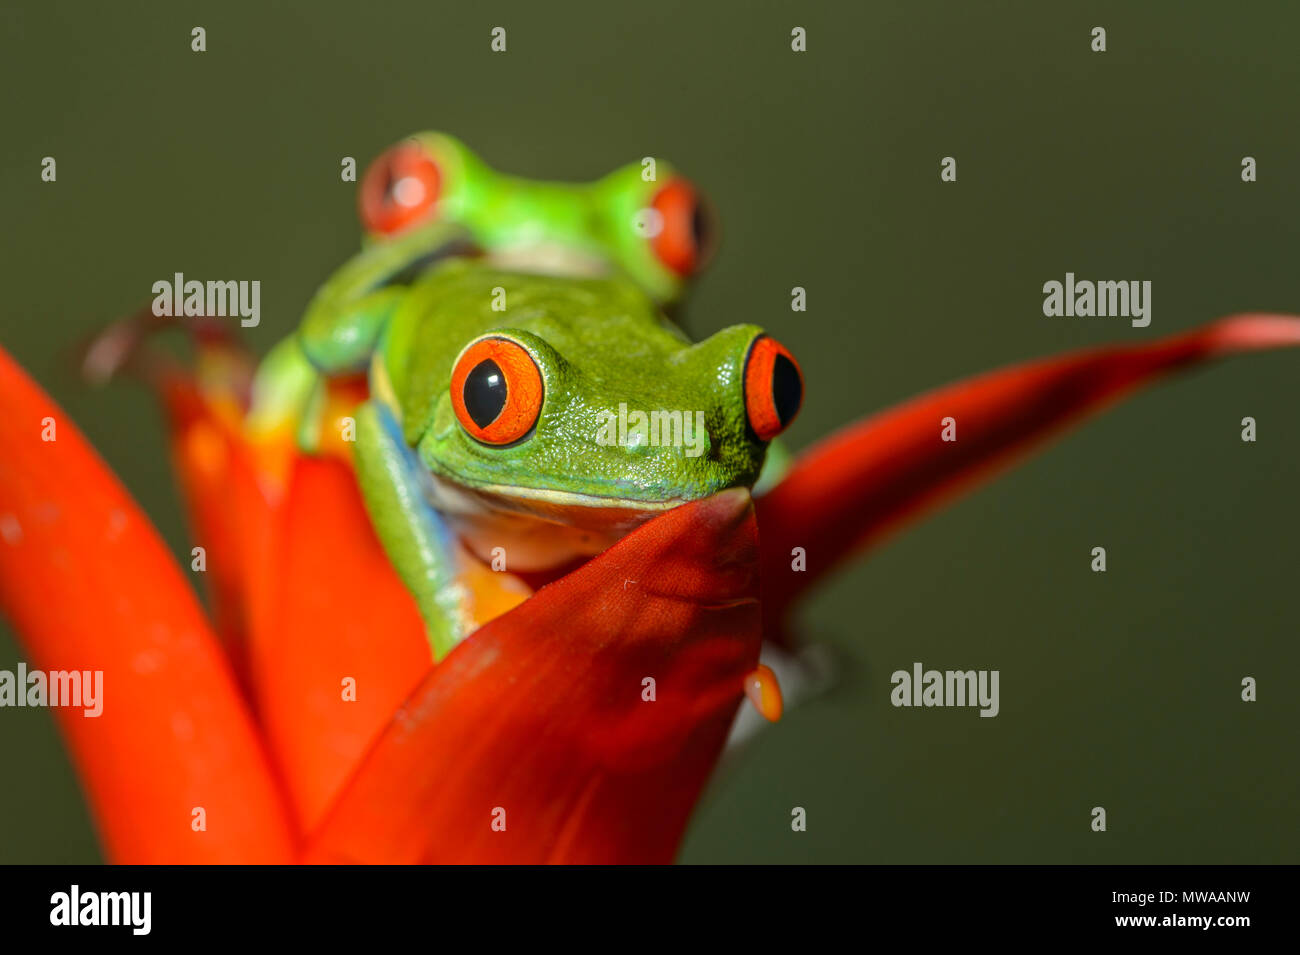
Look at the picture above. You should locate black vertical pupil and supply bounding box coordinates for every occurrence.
[691,202,710,256]
[464,359,507,428]
[771,354,802,426]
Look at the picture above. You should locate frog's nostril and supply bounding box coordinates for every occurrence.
[744,335,803,441]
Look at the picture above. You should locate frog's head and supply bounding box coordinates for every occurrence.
[402,268,799,570]
[355,132,715,304]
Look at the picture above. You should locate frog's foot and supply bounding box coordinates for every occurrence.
[246,335,320,447]
[728,642,840,756]
[300,374,371,461]
[246,336,370,463]
[79,304,251,397]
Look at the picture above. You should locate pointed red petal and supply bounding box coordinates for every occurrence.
[304,489,760,864]
[0,346,295,863]
[758,314,1300,634]
[156,366,433,833]
[249,455,433,832]
[155,368,266,686]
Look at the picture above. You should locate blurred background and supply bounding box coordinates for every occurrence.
[1,0,1297,863]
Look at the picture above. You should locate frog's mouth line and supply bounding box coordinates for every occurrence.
[428,472,686,528]
[476,481,685,512]
[424,473,696,572]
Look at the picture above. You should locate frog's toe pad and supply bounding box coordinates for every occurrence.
[743,664,783,722]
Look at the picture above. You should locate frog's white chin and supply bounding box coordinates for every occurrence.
[425,474,684,572]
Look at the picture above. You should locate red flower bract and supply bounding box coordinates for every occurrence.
[305,488,759,864]
[1,312,1298,863]
[159,365,434,833]
[0,346,294,864]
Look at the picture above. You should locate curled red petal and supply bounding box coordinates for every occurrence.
[304,488,760,864]
[0,346,295,863]
[758,314,1300,635]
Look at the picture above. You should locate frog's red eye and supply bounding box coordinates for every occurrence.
[359,141,442,236]
[450,337,544,445]
[744,335,803,441]
[648,177,714,276]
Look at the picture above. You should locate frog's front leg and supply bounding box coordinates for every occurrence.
[246,334,322,447]
[247,286,403,451]
[353,398,470,659]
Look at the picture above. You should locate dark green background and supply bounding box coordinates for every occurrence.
[2,1,1297,863]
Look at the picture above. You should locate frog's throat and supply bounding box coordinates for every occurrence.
[421,471,682,571]
[424,469,682,527]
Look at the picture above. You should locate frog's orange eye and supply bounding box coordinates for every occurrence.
[450,338,544,445]
[744,336,803,441]
[359,141,442,236]
[648,178,714,277]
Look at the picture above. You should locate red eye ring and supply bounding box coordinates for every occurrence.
[744,336,803,441]
[649,177,712,276]
[358,141,442,236]
[450,337,544,446]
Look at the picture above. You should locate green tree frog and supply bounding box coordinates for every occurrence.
[355,131,715,303]
[259,256,803,659]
